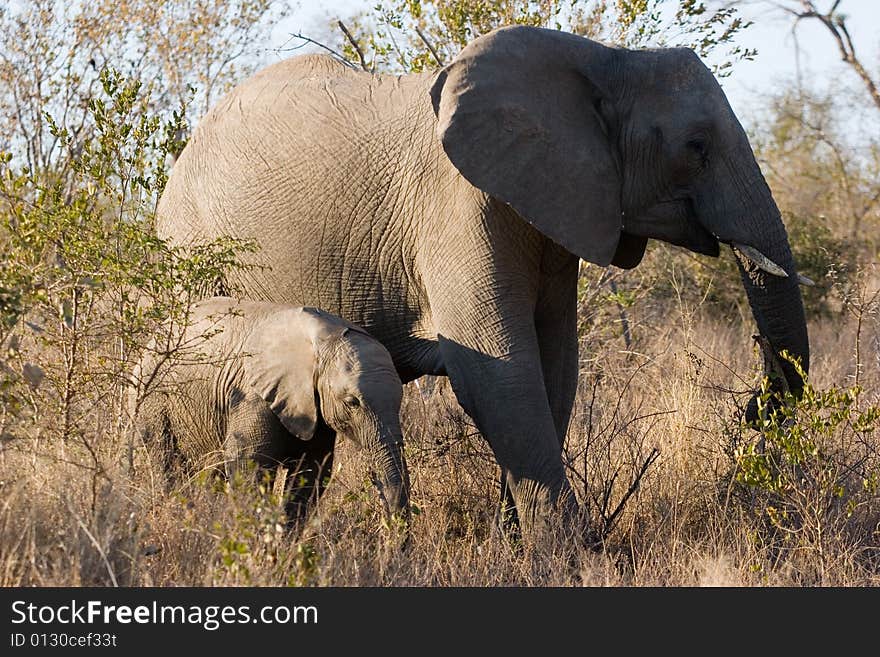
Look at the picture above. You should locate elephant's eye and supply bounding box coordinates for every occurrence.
[343,394,361,409]
[686,138,709,167]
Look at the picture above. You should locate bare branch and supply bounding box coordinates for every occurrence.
[415,26,444,66]
[790,1,880,111]
[835,20,880,110]
[337,20,370,73]
[275,32,358,70]
[730,1,880,111]
[601,448,660,535]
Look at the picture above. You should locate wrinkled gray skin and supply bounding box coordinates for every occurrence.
[132,298,409,524]
[157,26,809,540]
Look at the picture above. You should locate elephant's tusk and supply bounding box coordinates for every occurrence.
[797,273,816,287]
[732,243,788,278]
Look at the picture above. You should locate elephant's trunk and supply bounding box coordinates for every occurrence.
[364,419,411,524]
[702,150,810,401]
[734,227,809,396]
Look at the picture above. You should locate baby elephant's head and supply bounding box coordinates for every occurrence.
[316,329,402,448]
[315,325,409,522]
[246,307,410,522]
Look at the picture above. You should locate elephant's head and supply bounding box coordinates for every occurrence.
[246,308,410,521]
[430,25,809,404]
[315,325,411,521]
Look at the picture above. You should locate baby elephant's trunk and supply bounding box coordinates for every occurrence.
[366,422,411,526]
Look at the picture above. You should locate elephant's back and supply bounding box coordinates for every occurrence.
[156,52,436,258]
[193,54,382,138]
[158,54,434,235]
[155,56,444,345]
[181,54,434,170]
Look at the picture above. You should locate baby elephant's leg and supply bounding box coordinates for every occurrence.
[282,425,336,524]
[222,394,277,480]
[133,393,180,477]
[224,393,336,526]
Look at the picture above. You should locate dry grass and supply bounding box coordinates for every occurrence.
[1,280,879,587]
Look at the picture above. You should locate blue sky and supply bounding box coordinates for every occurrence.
[719,1,880,122]
[269,1,879,131]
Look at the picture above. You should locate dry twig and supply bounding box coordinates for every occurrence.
[337,21,370,73]
[415,26,444,66]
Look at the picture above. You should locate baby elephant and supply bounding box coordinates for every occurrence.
[132,297,410,525]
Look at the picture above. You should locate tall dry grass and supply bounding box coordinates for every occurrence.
[2,262,878,586]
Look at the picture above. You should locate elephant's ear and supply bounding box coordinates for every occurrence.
[430,26,626,267]
[244,308,319,441]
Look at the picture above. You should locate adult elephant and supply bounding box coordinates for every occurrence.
[157,26,809,540]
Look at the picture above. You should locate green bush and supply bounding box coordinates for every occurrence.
[729,355,880,582]
[786,211,852,317]
[0,67,254,477]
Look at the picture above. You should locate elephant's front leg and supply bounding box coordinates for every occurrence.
[496,248,580,534]
[535,252,581,446]
[224,395,336,525]
[132,394,177,475]
[434,301,578,540]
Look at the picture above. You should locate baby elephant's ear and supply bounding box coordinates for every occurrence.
[244,309,318,441]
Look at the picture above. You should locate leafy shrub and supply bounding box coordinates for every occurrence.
[786,211,853,317]
[0,67,254,499]
[728,356,880,583]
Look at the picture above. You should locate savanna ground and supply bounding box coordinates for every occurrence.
[1,0,879,587]
[3,262,880,586]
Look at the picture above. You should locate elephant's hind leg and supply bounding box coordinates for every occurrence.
[433,312,577,540]
[535,248,580,448]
